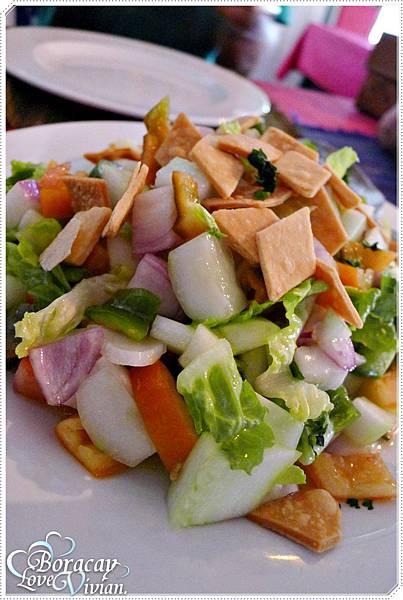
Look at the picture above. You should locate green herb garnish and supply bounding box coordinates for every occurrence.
[362,499,374,510]
[247,148,278,194]
[253,190,270,200]
[346,498,360,509]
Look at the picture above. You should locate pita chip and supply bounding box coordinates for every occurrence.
[308,188,348,255]
[257,207,316,301]
[238,115,261,131]
[276,151,331,198]
[248,489,341,553]
[315,258,363,328]
[62,176,111,212]
[190,136,243,198]
[324,165,361,208]
[213,207,279,264]
[203,194,289,211]
[84,144,141,164]
[155,112,202,166]
[102,163,148,238]
[66,207,112,266]
[261,126,319,161]
[217,133,282,162]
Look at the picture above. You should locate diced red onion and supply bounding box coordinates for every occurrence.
[128,253,184,319]
[132,186,178,255]
[354,352,366,367]
[313,238,336,267]
[29,328,104,406]
[6,180,40,229]
[294,346,347,390]
[313,310,355,371]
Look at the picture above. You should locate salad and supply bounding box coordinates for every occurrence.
[6,97,397,554]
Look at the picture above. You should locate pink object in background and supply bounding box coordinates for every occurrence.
[254,81,377,136]
[277,24,373,98]
[337,6,380,38]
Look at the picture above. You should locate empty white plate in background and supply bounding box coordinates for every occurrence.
[6,27,270,125]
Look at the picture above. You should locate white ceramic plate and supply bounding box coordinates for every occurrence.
[6,27,270,126]
[6,122,397,594]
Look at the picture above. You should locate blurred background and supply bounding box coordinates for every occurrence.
[6,4,398,202]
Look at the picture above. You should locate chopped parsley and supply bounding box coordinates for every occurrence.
[252,122,265,135]
[344,258,362,268]
[346,498,360,509]
[253,190,270,200]
[362,498,374,510]
[362,240,380,251]
[247,149,278,194]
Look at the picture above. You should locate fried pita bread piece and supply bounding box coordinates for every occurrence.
[56,416,127,478]
[261,126,319,161]
[257,207,316,301]
[238,115,262,131]
[203,195,288,211]
[84,144,141,164]
[103,163,148,238]
[66,207,112,266]
[62,176,111,212]
[213,207,278,264]
[248,489,341,553]
[217,133,281,162]
[155,112,202,166]
[305,452,396,500]
[315,258,363,328]
[276,151,331,198]
[190,136,243,198]
[324,165,361,208]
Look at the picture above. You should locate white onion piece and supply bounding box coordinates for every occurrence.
[168,233,247,321]
[107,234,138,271]
[101,328,166,367]
[150,315,193,354]
[100,161,137,206]
[313,310,355,371]
[294,346,347,390]
[6,180,40,229]
[340,208,367,242]
[18,208,43,229]
[128,253,183,319]
[76,362,154,467]
[154,157,213,201]
[132,186,179,255]
[313,238,336,267]
[29,327,104,405]
[179,324,219,368]
[363,226,388,250]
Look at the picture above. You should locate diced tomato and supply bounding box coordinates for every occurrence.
[83,242,110,275]
[39,162,73,219]
[13,357,45,402]
[130,361,198,473]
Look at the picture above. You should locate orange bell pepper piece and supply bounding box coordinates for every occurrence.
[336,261,360,288]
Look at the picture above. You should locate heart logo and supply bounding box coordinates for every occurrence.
[45,531,76,558]
[67,570,86,596]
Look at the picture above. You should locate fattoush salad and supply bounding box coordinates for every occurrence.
[6,98,397,553]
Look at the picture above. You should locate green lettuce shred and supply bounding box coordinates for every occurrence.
[6,160,46,193]
[325,146,359,179]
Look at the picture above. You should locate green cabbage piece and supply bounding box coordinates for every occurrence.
[256,369,333,422]
[6,160,46,193]
[14,272,130,357]
[177,339,273,473]
[325,146,359,179]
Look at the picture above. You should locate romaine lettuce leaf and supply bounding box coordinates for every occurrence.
[221,421,274,474]
[256,369,333,422]
[297,411,333,465]
[6,160,46,193]
[325,146,359,179]
[352,314,397,353]
[347,287,381,323]
[372,274,397,322]
[275,464,306,486]
[354,347,396,378]
[16,218,61,256]
[14,272,130,357]
[328,385,360,433]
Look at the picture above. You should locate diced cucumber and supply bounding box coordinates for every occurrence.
[343,396,395,446]
[218,318,279,355]
[167,432,300,527]
[258,395,304,449]
[238,346,269,386]
[340,208,367,242]
[168,233,247,321]
[149,315,193,354]
[179,324,219,368]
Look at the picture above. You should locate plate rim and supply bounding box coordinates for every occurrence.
[6,25,270,126]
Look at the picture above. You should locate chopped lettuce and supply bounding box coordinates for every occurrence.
[372,274,397,322]
[325,146,359,179]
[328,385,360,434]
[354,347,396,378]
[275,464,306,486]
[266,279,327,374]
[352,315,397,354]
[256,369,333,422]
[14,272,130,357]
[177,339,272,473]
[347,287,381,323]
[16,218,61,256]
[297,412,333,465]
[217,119,241,135]
[6,160,46,193]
